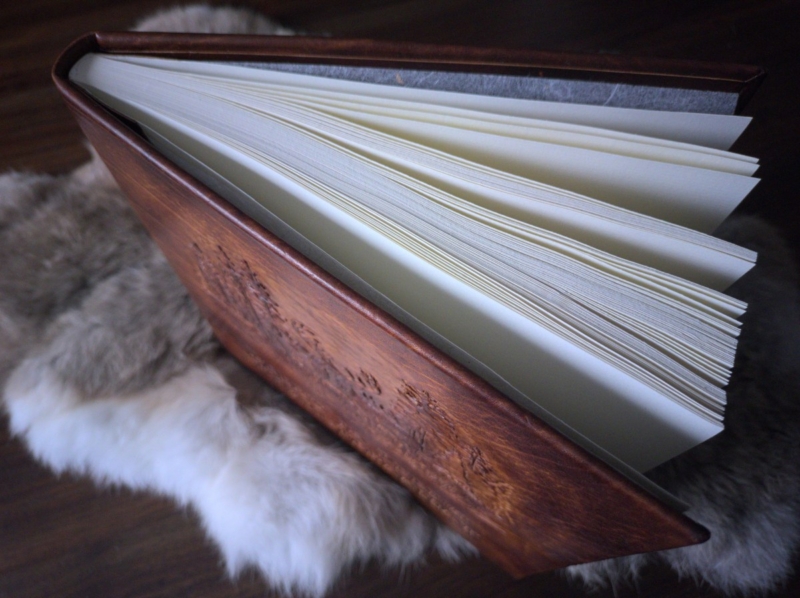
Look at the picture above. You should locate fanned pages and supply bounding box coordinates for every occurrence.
[69,53,758,472]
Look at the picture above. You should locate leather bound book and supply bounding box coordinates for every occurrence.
[52,32,764,577]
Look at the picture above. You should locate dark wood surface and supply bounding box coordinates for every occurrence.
[2,1,799,597]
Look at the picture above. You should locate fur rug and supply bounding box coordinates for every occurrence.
[1,4,799,597]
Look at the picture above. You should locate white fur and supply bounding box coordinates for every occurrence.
[4,358,471,596]
[134,4,294,35]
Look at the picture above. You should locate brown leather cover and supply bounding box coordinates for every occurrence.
[52,32,730,577]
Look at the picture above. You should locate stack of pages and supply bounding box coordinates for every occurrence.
[70,54,759,472]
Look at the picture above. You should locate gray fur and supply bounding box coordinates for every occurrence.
[0,158,215,396]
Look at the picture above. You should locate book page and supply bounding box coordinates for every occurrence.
[128,107,723,472]
[207,85,755,289]
[140,123,699,511]
[100,55,759,229]
[118,54,752,149]
[69,53,754,472]
[232,84,758,173]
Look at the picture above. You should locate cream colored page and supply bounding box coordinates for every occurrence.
[69,55,744,464]
[133,100,724,472]
[109,54,752,149]
[141,123,693,508]
[255,92,757,175]
[234,95,755,288]
[267,84,757,163]
[326,112,757,232]
[69,54,728,470]
[72,56,752,328]
[411,170,756,289]
[154,70,756,288]
[103,55,757,232]
[71,55,748,389]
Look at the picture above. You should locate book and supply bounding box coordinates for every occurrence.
[52,32,764,577]
[67,47,759,471]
